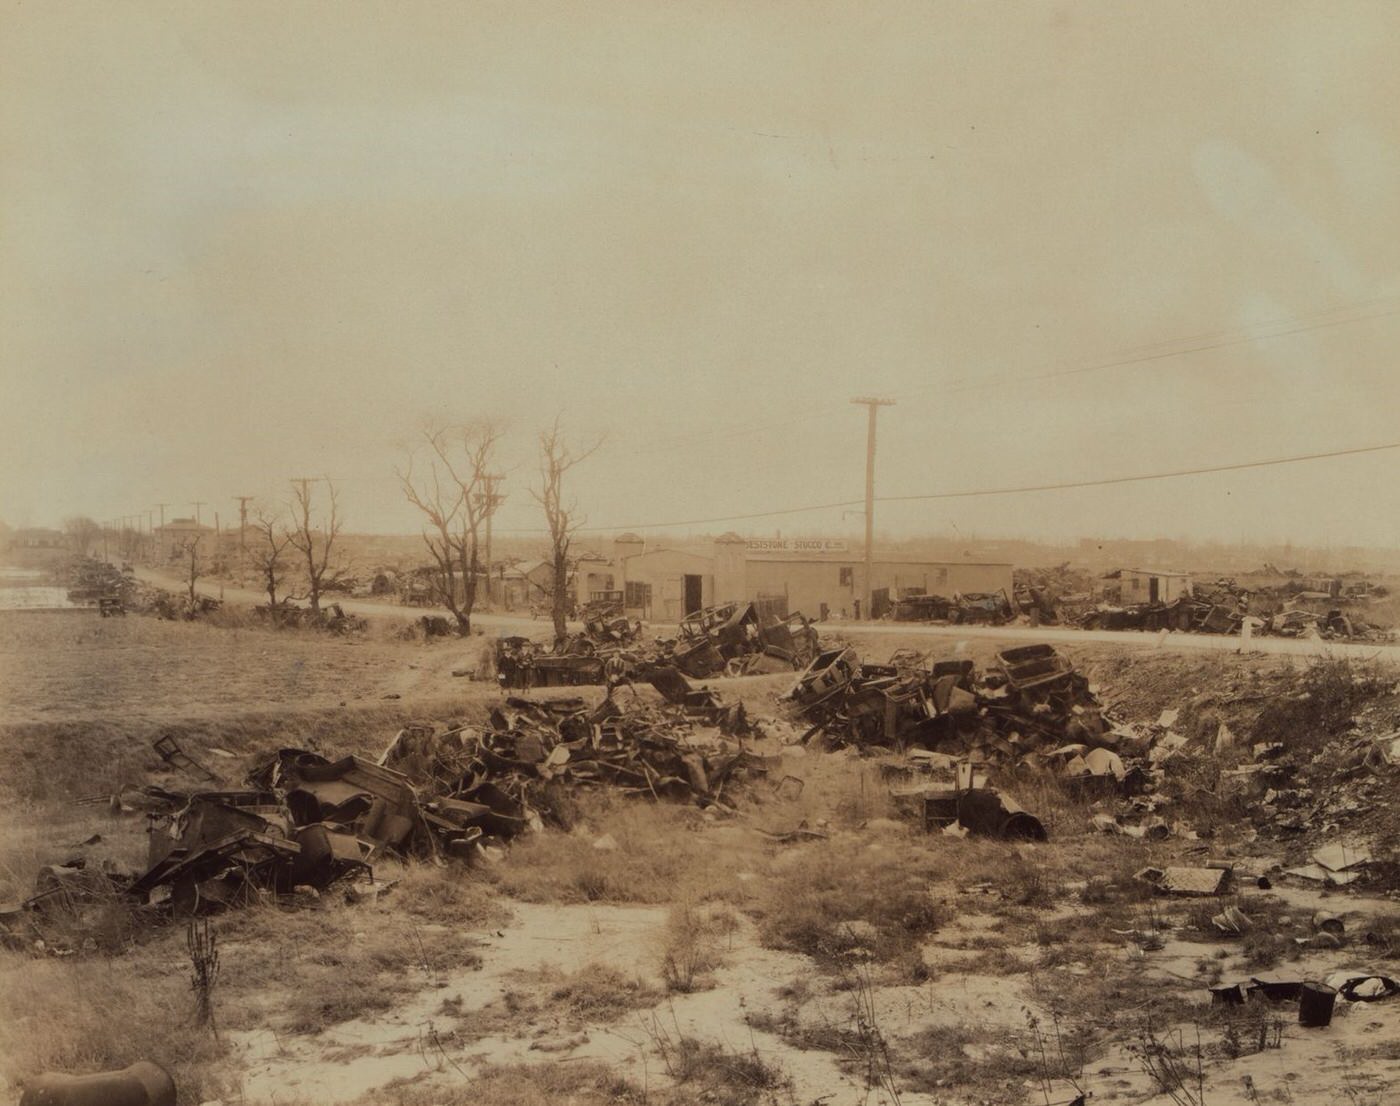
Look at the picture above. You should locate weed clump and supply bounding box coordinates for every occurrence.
[754,842,946,966]
[1251,658,1387,751]
[661,898,740,992]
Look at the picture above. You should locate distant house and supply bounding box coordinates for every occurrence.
[153,518,215,563]
[499,559,556,609]
[5,527,66,551]
[3,527,68,564]
[1112,568,1192,605]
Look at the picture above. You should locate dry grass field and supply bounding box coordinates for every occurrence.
[2,607,1399,1106]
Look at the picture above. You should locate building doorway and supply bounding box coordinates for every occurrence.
[683,574,704,615]
[1149,576,1160,604]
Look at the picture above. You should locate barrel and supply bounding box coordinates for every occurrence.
[956,789,1048,841]
[20,1061,175,1106]
[1298,982,1337,1028]
[1312,911,1345,936]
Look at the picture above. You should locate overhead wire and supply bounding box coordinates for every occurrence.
[491,437,1400,534]
[607,293,1400,459]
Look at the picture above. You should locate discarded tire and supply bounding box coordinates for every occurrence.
[955,789,1047,841]
[20,1061,175,1106]
[1298,981,1337,1028]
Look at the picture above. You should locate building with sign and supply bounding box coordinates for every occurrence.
[605,533,1013,622]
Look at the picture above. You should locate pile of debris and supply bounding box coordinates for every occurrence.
[1260,605,1392,643]
[253,600,367,634]
[1079,576,1393,642]
[784,642,1132,782]
[1013,563,1098,623]
[890,590,1016,626]
[1,690,763,937]
[58,557,135,615]
[496,600,822,689]
[1079,581,1247,635]
[662,602,820,677]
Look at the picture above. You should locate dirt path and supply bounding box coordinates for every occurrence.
[225,891,1400,1106]
[137,565,1400,662]
[824,617,1400,662]
[133,567,552,636]
[231,901,894,1106]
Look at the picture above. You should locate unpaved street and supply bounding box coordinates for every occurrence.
[139,565,1400,663]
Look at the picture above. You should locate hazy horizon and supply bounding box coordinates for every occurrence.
[5,2,1400,549]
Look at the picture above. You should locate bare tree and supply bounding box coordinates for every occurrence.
[248,505,293,609]
[532,418,602,644]
[175,535,203,609]
[62,516,102,557]
[397,420,502,635]
[287,477,344,614]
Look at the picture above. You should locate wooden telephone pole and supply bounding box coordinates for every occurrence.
[850,396,897,621]
[478,473,505,603]
[233,496,254,553]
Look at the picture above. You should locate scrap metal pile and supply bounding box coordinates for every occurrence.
[494,596,646,689]
[891,590,1016,625]
[785,642,1144,791]
[664,602,820,677]
[253,600,368,633]
[1079,578,1248,635]
[496,600,821,689]
[1080,577,1393,642]
[54,556,137,615]
[1,691,762,935]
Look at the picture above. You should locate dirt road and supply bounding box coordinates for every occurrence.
[136,566,1400,661]
[823,616,1400,660]
[134,567,548,635]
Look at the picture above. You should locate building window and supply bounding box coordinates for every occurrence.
[935,568,948,586]
[839,567,853,587]
[625,581,652,607]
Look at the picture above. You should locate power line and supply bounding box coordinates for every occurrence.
[879,439,1400,503]
[612,294,1400,460]
[491,438,1400,534]
[852,396,897,619]
[912,301,1400,402]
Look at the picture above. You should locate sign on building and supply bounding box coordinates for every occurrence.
[745,539,849,554]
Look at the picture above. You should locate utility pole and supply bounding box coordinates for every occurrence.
[191,501,206,526]
[477,473,505,603]
[851,396,897,621]
[153,504,169,563]
[233,496,253,553]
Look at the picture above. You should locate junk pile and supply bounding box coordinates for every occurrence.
[1080,575,1393,642]
[63,557,134,615]
[663,602,821,678]
[784,643,1139,787]
[495,598,647,688]
[1013,563,1098,623]
[1211,971,1397,1029]
[0,692,763,938]
[1261,605,1392,643]
[1079,582,1247,635]
[496,600,822,689]
[577,595,643,647]
[892,591,1016,626]
[495,636,607,688]
[892,760,1049,842]
[891,594,955,622]
[253,600,367,633]
[58,555,230,621]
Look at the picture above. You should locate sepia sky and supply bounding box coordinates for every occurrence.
[4,1,1400,549]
